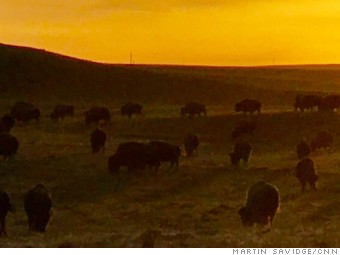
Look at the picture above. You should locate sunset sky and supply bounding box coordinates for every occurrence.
[1,0,340,66]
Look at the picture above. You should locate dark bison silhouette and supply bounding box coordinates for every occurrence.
[311,130,333,152]
[148,141,181,171]
[24,184,52,233]
[121,103,143,119]
[0,190,15,236]
[183,133,199,157]
[230,140,252,167]
[90,128,107,153]
[296,158,318,192]
[108,142,160,174]
[319,94,340,112]
[296,138,311,160]
[50,104,74,121]
[85,107,110,125]
[0,134,19,160]
[231,121,256,140]
[294,94,322,112]
[181,102,207,117]
[234,99,261,115]
[11,101,40,123]
[0,114,15,133]
[238,181,280,228]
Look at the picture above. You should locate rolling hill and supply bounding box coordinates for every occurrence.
[2,42,340,109]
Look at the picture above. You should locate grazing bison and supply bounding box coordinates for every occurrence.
[85,107,110,125]
[24,184,52,233]
[234,99,261,115]
[229,140,252,167]
[311,130,333,152]
[108,142,160,174]
[319,94,340,112]
[148,141,181,171]
[238,181,280,227]
[0,134,19,160]
[11,101,40,123]
[90,128,107,153]
[121,103,143,119]
[1,114,15,133]
[180,102,207,117]
[50,104,74,121]
[296,138,311,159]
[183,133,199,157]
[0,190,15,237]
[296,158,318,192]
[294,94,322,112]
[231,121,256,140]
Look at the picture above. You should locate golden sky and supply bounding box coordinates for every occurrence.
[1,0,340,66]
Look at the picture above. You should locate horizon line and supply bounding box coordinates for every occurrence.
[2,42,340,69]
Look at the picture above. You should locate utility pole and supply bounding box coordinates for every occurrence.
[130,52,133,65]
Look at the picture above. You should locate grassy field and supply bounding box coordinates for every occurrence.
[0,43,339,247]
[0,105,339,247]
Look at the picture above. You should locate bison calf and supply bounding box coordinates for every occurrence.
[24,184,52,233]
[90,128,107,153]
[238,181,280,228]
[296,158,318,192]
[0,190,15,237]
[230,141,252,167]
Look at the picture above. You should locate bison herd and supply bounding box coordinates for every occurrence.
[0,94,337,238]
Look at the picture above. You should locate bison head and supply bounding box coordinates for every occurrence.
[108,155,120,173]
[234,102,242,112]
[229,152,240,166]
[238,207,254,227]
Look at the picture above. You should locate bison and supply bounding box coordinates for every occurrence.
[85,107,110,125]
[24,184,52,233]
[108,142,160,174]
[1,114,15,133]
[238,181,280,228]
[294,94,322,112]
[0,190,15,237]
[183,133,199,157]
[0,134,19,160]
[121,103,143,119]
[180,102,207,118]
[90,128,107,153]
[296,158,318,192]
[229,140,252,167]
[148,141,180,171]
[231,121,256,140]
[319,94,340,112]
[234,99,261,115]
[50,104,74,121]
[296,138,311,160]
[11,101,40,123]
[311,130,333,152]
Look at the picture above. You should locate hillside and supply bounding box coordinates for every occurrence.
[2,43,340,108]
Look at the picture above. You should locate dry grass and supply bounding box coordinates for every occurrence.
[0,106,339,247]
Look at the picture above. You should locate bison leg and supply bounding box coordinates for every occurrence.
[301,181,306,193]
[0,218,6,237]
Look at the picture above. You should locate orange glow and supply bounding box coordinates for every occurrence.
[1,0,340,66]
